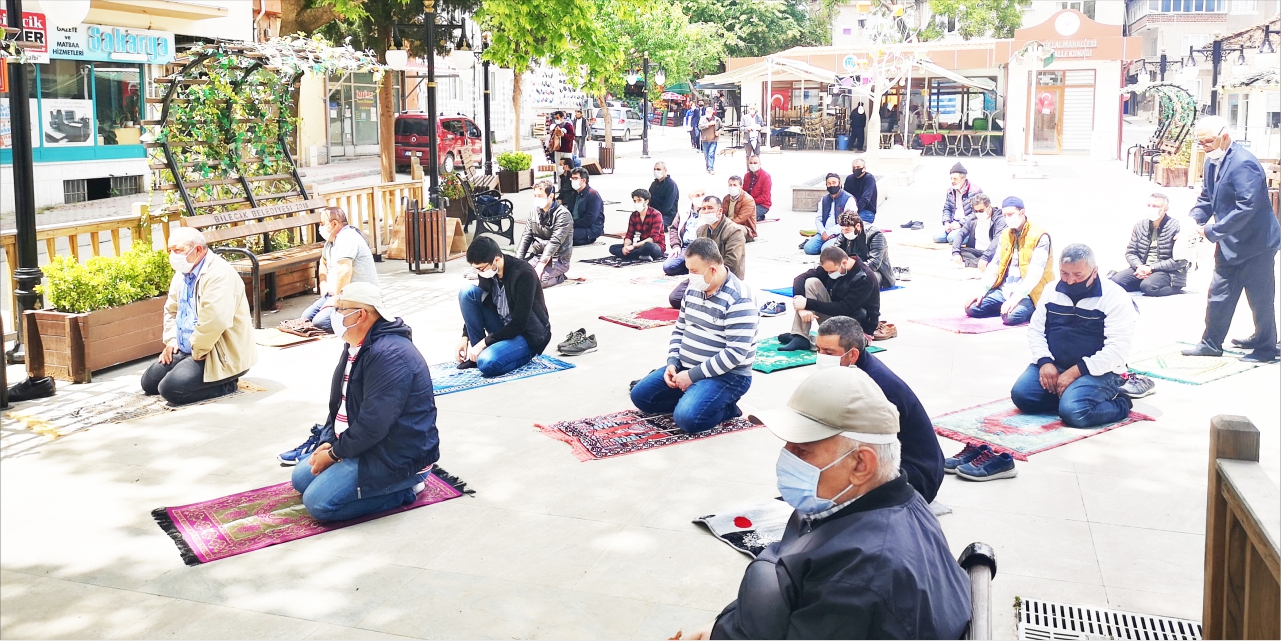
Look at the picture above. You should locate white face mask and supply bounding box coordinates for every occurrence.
[728,186,741,198]
[842,230,859,240]
[815,353,842,370]
[1206,146,1227,161]
[319,224,332,241]
[748,163,760,171]
[476,267,497,279]
[654,170,664,179]
[826,268,844,280]
[337,308,363,345]
[633,201,647,212]
[1147,206,1165,222]
[571,179,583,191]
[1006,213,1026,230]
[534,197,550,210]
[169,249,196,274]
[687,269,715,292]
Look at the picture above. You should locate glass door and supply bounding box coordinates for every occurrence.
[328,78,347,158]
[1032,71,1063,154]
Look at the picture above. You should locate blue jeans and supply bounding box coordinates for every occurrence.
[803,235,842,255]
[663,253,688,276]
[701,141,718,171]
[859,210,876,224]
[1010,364,1133,428]
[291,457,428,522]
[302,295,336,333]
[459,285,535,377]
[755,204,769,222]
[934,228,963,245]
[630,366,752,434]
[965,288,1035,326]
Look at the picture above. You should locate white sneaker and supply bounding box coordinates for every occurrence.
[411,481,426,495]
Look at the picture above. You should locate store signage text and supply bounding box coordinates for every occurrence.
[1045,38,1098,59]
[50,24,175,64]
[0,10,50,63]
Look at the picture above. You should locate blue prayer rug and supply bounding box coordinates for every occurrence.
[430,355,575,395]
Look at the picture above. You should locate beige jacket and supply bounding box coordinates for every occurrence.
[163,251,258,382]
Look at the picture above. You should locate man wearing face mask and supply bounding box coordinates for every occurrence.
[668,196,748,309]
[676,367,969,640]
[935,163,982,245]
[664,189,707,277]
[722,175,757,241]
[568,168,605,246]
[804,173,857,255]
[1182,116,1279,362]
[955,193,1005,269]
[517,181,574,287]
[741,106,764,159]
[549,111,575,165]
[287,283,441,522]
[632,239,758,434]
[457,237,554,375]
[609,188,666,262]
[143,227,256,406]
[648,161,681,228]
[815,317,943,502]
[842,158,877,224]
[778,246,880,353]
[965,197,1054,327]
[572,109,589,157]
[743,155,772,222]
[1109,193,1189,298]
[300,207,379,333]
[849,102,867,151]
[835,211,894,290]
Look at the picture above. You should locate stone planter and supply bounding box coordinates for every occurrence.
[1155,165,1188,188]
[497,169,534,193]
[23,296,166,383]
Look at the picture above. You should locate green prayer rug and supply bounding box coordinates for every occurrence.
[1127,342,1270,385]
[751,337,883,374]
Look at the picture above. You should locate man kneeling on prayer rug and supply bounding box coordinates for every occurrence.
[674,367,970,639]
[631,239,758,434]
[288,283,441,521]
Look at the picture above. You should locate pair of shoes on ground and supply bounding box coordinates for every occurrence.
[893,266,912,281]
[1181,339,1279,363]
[558,328,598,356]
[872,321,897,341]
[945,444,1017,481]
[760,300,787,317]
[900,220,924,230]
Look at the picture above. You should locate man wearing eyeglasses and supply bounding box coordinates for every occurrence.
[1182,116,1279,363]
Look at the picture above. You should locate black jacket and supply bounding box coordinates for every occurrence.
[557,173,578,213]
[849,109,867,137]
[711,475,971,640]
[837,229,893,288]
[792,260,880,334]
[323,319,440,495]
[1124,216,1188,288]
[461,257,552,354]
[857,352,943,502]
[842,171,877,214]
[1190,143,1280,265]
[649,176,681,226]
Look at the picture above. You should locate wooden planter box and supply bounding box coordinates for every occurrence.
[23,296,166,383]
[1155,165,1188,188]
[497,169,534,193]
[241,261,316,304]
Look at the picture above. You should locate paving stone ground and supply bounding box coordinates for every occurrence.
[2,125,1278,639]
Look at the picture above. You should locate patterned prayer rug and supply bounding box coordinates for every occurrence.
[599,306,680,329]
[751,337,885,374]
[535,410,760,461]
[909,315,1026,334]
[430,355,575,395]
[256,328,322,348]
[579,256,658,268]
[694,498,794,557]
[764,285,903,298]
[932,398,1153,461]
[628,274,682,287]
[152,467,470,565]
[1127,342,1269,385]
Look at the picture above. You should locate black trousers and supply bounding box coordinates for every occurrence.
[669,279,689,309]
[141,350,242,406]
[1110,267,1182,297]
[851,129,865,151]
[1201,251,1278,355]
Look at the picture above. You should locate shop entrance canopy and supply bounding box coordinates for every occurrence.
[697,55,845,87]
[913,59,997,91]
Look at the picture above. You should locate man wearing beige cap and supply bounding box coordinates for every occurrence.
[677,367,969,640]
[282,283,442,522]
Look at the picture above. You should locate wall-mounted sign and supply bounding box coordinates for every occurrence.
[49,24,175,64]
[0,10,50,64]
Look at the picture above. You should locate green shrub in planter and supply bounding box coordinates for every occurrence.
[38,246,174,313]
[497,151,532,172]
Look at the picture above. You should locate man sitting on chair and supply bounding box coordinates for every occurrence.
[777,246,880,352]
[516,180,574,288]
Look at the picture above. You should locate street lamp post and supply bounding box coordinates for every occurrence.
[481,33,493,175]
[5,0,40,365]
[640,52,650,159]
[423,0,440,207]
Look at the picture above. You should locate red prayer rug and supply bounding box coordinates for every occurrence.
[535,410,760,461]
[599,306,680,329]
[152,467,469,565]
[933,398,1153,460]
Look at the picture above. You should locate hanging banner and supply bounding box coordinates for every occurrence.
[0,10,50,64]
[49,24,175,64]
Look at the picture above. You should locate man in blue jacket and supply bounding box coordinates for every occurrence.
[568,167,605,246]
[1182,116,1280,362]
[289,283,441,522]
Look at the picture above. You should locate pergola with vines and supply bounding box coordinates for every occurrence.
[1125,81,1198,150]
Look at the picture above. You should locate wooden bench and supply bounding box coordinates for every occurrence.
[182,198,328,329]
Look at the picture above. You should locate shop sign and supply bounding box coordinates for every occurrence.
[0,10,50,64]
[49,24,175,64]
[1044,38,1099,59]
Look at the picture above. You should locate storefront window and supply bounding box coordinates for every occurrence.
[93,64,143,145]
[40,60,94,146]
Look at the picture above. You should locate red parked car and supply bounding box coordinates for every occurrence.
[394,113,484,174]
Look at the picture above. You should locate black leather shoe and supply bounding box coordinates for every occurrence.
[1181,343,1224,357]
[457,360,478,370]
[7,376,56,402]
[1230,336,1263,349]
[1241,351,1279,364]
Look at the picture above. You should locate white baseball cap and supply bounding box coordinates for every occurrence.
[335,282,396,321]
[748,367,900,445]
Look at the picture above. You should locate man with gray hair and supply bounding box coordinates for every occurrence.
[1109,193,1189,297]
[142,227,256,405]
[1182,115,1279,362]
[1012,244,1141,435]
[675,367,970,639]
[299,206,379,332]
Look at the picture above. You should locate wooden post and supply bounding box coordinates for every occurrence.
[132,202,153,250]
[411,155,423,180]
[22,310,44,379]
[1203,415,1261,638]
[65,315,89,384]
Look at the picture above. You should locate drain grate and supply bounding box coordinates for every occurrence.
[1017,598,1203,641]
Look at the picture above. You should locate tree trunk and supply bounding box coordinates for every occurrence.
[600,91,613,147]
[512,70,524,153]
[377,23,395,183]
[866,91,883,162]
[278,0,343,36]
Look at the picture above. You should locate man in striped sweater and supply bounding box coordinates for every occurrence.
[630,238,759,434]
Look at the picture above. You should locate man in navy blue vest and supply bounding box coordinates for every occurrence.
[1182,116,1279,363]
[804,173,858,255]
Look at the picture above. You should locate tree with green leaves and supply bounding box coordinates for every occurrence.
[922,0,1029,40]
[681,0,835,58]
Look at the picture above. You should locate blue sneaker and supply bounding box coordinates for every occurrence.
[956,448,1018,481]
[761,300,787,317]
[944,443,988,475]
[278,425,323,466]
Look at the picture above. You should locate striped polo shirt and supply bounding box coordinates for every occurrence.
[667,272,759,381]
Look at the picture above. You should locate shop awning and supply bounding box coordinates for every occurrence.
[665,82,692,95]
[913,59,997,91]
[697,55,842,87]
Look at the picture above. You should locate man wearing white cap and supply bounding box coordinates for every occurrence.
[283,283,442,522]
[677,367,969,640]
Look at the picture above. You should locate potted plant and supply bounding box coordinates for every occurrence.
[496,151,534,193]
[440,172,467,221]
[26,245,173,383]
[1155,139,1191,188]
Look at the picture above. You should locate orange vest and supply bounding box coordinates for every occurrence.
[994,221,1055,304]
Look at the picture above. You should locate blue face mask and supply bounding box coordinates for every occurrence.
[776,445,857,514]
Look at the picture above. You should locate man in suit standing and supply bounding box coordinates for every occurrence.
[1182,116,1279,363]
